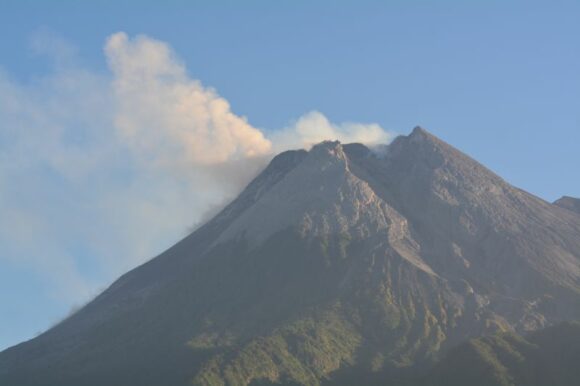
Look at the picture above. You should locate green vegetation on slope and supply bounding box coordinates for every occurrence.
[193,307,361,386]
[426,322,580,386]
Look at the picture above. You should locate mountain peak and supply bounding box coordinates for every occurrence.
[311,139,342,149]
[410,125,429,136]
[386,125,506,188]
[408,125,441,143]
[554,196,580,214]
[213,137,379,246]
[309,139,346,160]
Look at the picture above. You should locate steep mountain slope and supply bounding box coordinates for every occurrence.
[1,127,579,386]
[426,321,580,386]
[554,196,580,215]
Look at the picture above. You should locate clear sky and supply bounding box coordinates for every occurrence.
[0,0,579,351]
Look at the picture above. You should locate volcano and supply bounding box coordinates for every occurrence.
[1,127,580,386]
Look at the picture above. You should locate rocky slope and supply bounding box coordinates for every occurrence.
[1,127,579,386]
[554,196,580,215]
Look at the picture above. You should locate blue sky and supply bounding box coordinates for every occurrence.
[0,0,579,350]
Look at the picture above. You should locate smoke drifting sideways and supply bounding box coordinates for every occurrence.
[104,32,392,193]
[103,31,394,229]
[0,32,394,311]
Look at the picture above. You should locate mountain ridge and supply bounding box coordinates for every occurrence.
[554,196,580,215]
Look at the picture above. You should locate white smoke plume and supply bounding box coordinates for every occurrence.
[105,32,272,167]
[0,31,394,348]
[103,32,392,171]
[271,110,392,153]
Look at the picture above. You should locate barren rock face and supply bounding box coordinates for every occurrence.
[1,128,580,386]
[554,196,580,215]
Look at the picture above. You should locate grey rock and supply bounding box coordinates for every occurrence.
[554,196,580,215]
